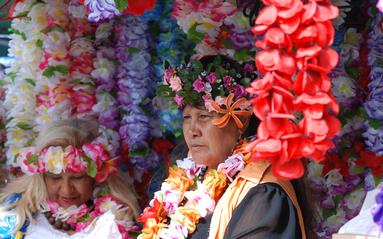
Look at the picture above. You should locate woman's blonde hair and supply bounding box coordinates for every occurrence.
[0,118,140,232]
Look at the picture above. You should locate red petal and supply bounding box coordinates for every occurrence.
[313,3,339,22]
[296,45,322,59]
[316,21,335,47]
[324,114,341,138]
[279,16,301,34]
[265,27,287,46]
[302,1,316,24]
[254,138,282,153]
[318,48,339,72]
[252,25,269,35]
[293,25,318,44]
[256,5,278,25]
[272,158,305,180]
[278,0,303,19]
[269,0,296,8]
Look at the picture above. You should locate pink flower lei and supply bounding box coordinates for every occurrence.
[44,188,138,237]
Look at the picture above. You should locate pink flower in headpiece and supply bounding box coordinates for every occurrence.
[233,85,246,99]
[206,72,217,84]
[164,68,174,82]
[203,94,214,112]
[65,146,87,173]
[193,76,205,93]
[82,143,109,168]
[244,63,255,73]
[94,157,118,183]
[169,76,183,92]
[174,94,184,107]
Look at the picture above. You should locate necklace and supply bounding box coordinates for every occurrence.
[137,143,249,239]
[43,189,137,237]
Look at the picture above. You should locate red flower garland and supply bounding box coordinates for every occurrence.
[247,0,341,180]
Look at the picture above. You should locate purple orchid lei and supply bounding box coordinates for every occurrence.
[115,15,160,181]
[83,0,121,22]
[91,20,120,131]
[364,12,383,156]
[365,10,383,232]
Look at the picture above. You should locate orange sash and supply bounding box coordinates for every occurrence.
[208,160,306,239]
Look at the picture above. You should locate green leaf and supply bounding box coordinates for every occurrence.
[157,85,173,98]
[36,39,43,48]
[16,122,33,130]
[187,23,205,44]
[9,28,27,40]
[24,78,36,87]
[368,119,382,129]
[85,158,97,178]
[43,65,68,77]
[115,0,129,12]
[130,147,150,157]
[127,47,140,55]
[27,155,39,165]
[131,147,150,157]
[234,49,251,62]
[322,208,336,219]
[351,166,365,175]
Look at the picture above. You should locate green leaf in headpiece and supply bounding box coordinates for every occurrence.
[115,0,128,12]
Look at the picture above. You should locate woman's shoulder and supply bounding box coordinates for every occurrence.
[0,193,30,239]
[224,183,301,238]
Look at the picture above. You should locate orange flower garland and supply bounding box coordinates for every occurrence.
[137,148,247,239]
[247,0,341,180]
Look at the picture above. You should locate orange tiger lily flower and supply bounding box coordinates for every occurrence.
[210,93,251,129]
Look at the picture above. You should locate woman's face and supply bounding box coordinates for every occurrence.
[183,105,241,169]
[44,172,94,208]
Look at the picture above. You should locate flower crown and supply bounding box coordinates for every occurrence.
[157,55,256,128]
[17,129,120,183]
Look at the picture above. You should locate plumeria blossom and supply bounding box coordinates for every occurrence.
[138,144,246,239]
[248,0,341,179]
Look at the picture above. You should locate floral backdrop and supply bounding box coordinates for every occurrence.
[0,0,382,238]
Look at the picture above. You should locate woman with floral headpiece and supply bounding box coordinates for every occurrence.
[0,118,140,239]
[138,55,307,239]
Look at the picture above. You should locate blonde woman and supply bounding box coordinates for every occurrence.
[0,119,140,239]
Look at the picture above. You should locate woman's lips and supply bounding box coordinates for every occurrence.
[59,196,78,205]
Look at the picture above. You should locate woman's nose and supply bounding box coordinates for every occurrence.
[189,118,201,137]
[61,179,74,194]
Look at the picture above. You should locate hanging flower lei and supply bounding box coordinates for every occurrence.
[44,188,138,238]
[248,0,341,180]
[137,146,247,239]
[115,15,160,181]
[91,20,120,130]
[81,0,157,22]
[4,0,39,167]
[172,0,253,60]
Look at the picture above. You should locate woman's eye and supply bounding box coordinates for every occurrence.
[200,114,211,119]
[72,175,85,180]
[48,175,61,180]
[183,115,191,120]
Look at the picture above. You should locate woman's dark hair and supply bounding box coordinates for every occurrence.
[292,166,318,239]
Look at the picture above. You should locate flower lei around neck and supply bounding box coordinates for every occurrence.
[137,142,251,239]
[43,186,138,237]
